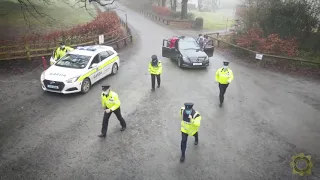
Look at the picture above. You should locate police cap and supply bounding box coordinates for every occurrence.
[151,55,157,60]
[223,60,230,66]
[184,102,194,110]
[102,85,110,91]
[59,42,65,45]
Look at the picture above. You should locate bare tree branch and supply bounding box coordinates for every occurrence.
[17,0,60,27]
[89,0,116,6]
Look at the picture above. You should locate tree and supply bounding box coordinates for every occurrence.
[181,0,188,19]
[15,0,116,27]
[240,0,320,53]
[198,0,203,11]
[161,0,166,6]
[170,0,177,11]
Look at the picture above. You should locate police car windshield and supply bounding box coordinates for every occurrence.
[179,40,200,50]
[55,54,91,69]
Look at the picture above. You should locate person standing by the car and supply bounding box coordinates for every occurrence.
[197,34,205,49]
[215,60,234,107]
[203,35,209,47]
[98,85,127,138]
[169,36,178,48]
[179,102,202,162]
[148,55,162,92]
[54,42,74,60]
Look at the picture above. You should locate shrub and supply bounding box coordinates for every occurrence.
[186,12,195,20]
[235,27,299,57]
[152,5,172,17]
[171,11,180,19]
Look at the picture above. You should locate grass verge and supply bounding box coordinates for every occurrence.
[191,11,235,30]
[0,0,97,39]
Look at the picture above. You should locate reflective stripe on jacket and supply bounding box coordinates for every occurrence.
[54,46,74,60]
[101,91,121,111]
[215,67,234,84]
[180,107,201,136]
[148,61,162,75]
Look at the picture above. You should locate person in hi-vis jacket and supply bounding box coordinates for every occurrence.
[148,55,162,92]
[179,102,202,162]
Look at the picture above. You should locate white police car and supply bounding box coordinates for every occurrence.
[40,45,120,94]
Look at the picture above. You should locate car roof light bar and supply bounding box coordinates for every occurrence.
[76,46,96,51]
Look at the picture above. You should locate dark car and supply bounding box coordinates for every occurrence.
[162,36,214,68]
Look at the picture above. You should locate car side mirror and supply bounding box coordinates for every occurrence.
[90,63,98,69]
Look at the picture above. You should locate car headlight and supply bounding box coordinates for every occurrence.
[40,71,45,81]
[182,56,187,60]
[66,76,80,83]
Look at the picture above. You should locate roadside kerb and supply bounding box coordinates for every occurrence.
[206,33,320,66]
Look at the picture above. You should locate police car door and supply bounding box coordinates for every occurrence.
[88,54,102,84]
[98,51,113,77]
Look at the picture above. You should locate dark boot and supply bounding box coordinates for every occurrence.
[151,88,155,92]
[98,134,106,138]
[120,126,126,131]
[194,139,198,145]
[180,155,185,162]
[157,85,160,88]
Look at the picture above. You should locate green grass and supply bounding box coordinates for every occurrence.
[191,11,235,31]
[0,0,97,36]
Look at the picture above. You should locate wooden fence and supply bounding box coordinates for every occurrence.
[206,33,320,66]
[136,9,194,29]
[0,18,133,61]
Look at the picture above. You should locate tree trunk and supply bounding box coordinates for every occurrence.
[162,0,166,6]
[171,0,177,11]
[198,0,203,11]
[181,0,188,19]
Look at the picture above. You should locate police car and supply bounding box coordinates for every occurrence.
[40,45,120,94]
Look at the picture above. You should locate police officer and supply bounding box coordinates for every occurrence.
[54,42,74,60]
[148,55,162,92]
[179,102,202,162]
[215,60,234,107]
[98,85,127,138]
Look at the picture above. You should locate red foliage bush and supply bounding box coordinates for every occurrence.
[152,5,172,17]
[5,11,122,45]
[235,27,299,57]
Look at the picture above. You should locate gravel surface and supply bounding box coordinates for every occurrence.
[0,2,319,180]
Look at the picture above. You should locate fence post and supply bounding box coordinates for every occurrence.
[116,42,119,49]
[124,38,127,46]
[25,44,31,60]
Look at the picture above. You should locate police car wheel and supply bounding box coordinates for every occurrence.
[81,78,91,93]
[111,63,118,75]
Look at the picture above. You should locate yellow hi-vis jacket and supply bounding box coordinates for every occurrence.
[101,91,121,111]
[180,107,201,136]
[148,61,162,75]
[215,67,234,84]
[54,46,74,60]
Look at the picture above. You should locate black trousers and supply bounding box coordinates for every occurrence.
[181,132,198,156]
[151,74,161,89]
[101,107,126,135]
[218,83,229,104]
